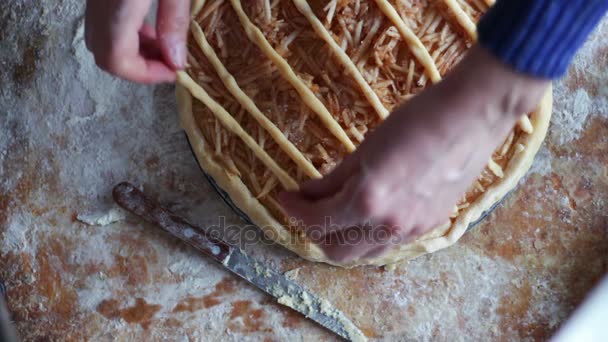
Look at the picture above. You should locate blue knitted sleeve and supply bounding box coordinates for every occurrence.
[477,0,608,78]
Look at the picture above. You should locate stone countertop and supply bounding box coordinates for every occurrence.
[1,1,607,341]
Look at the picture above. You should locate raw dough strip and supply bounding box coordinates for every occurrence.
[487,158,504,178]
[470,0,489,12]
[293,0,389,120]
[229,0,356,152]
[518,115,534,134]
[443,0,478,41]
[191,0,206,16]
[177,71,299,190]
[373,0,442,83]
[190,21,322,179]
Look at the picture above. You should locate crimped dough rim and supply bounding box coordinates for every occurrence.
[178,83,552,267]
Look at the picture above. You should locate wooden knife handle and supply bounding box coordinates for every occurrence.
[112,182,233,262]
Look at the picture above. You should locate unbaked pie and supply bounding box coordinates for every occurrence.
[177,0,552,267]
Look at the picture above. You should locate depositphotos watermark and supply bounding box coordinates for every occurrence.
[204,216,405,249]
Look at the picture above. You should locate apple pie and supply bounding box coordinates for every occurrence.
[176,0,552,267]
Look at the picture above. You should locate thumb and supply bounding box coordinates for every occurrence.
[279,170,363,231]
[297,151,360,200]
[157,0,191,69]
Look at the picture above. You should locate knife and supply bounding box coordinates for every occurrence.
[112,182,366,342]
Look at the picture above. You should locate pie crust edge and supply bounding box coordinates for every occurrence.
[177,83,553,268]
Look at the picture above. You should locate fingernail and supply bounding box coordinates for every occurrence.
[168,41,186,69]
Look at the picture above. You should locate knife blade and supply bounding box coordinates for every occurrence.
[112,182,366,342]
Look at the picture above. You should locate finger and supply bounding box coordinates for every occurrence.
[280,173,364,232]
[319,227,372,263]
[139,27,164,60]
[157,0,191,69]
[84,0,94,50]
[320,223,395,263]
[139,23,157,39]
[93,29,176,84]
[138,24,170,75]
[278,151,361,231]
[87,0,175,83]
[298,152,360,199]
[120,57,177,84]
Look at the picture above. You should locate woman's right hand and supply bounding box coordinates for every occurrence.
[280,46,550,263]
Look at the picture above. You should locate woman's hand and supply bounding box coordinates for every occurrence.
[84,0,190,83]
[280,46,549,264]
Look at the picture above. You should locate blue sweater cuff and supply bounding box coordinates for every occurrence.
[478,0,608,79]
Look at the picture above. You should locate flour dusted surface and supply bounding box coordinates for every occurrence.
[1,0,607,340]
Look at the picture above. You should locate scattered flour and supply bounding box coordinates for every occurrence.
[551,89,593,145]
[76,207,127,226]
[1,215,32,254]
[283,267,301,280]
[550,19,608,145]
[527,145,553,176]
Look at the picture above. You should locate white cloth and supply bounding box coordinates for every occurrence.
[552,275,608,342]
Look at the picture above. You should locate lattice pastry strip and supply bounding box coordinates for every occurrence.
[189,20,322,179]
[229,0,356,152]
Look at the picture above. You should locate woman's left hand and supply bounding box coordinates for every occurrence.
[84,0,191,83]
